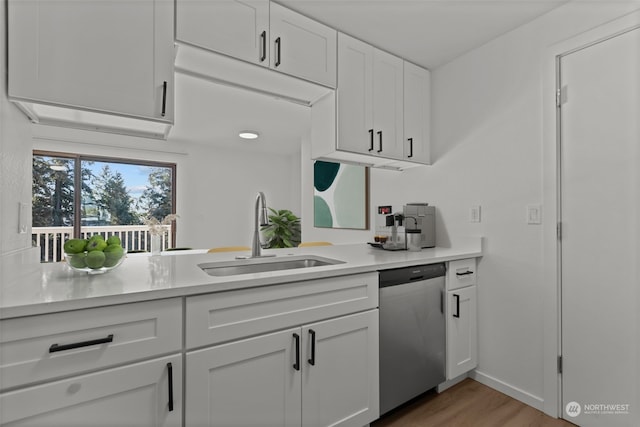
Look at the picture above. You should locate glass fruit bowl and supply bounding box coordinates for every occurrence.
[64,248,127,275]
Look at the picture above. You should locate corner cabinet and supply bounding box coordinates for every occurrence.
[312,32,431,170]
[8,0,175,130]
[185,272,380,427]
[445,258,478,379]
[176,0,337,88]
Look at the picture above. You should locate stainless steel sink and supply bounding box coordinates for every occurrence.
[198,255,345,277]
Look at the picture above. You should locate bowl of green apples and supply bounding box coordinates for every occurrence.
[64,235,127,274]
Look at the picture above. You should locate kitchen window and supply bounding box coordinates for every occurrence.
[32,151,176,262]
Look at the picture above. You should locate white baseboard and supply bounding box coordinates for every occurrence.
[471,370,544,411]
[437,373,469,393]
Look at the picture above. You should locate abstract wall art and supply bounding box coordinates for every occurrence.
[313,160,369,229]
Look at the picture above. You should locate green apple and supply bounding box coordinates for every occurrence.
[63,239,87,254]
[106,235,121,246]
[103,244,124,267]
[86,239,108,252]
[68,253,87,269]
[86,251,106,269]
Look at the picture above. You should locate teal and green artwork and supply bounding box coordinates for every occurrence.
[313,161,368,229]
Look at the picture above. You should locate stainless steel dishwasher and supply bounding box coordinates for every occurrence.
[379,263,446,415]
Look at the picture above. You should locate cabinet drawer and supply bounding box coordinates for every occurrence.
[0,298,182,391]
[186,272,378,349]
[447,258,477,290]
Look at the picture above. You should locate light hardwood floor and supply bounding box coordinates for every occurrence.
[372,379,576,427]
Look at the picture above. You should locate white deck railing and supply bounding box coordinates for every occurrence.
[32,225,173,262]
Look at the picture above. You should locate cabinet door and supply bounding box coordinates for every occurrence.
[0,354,181,427]
[8,0,174,122]
[446,286,478,379]
[403,61,431,164]
[270,2,337,87]
[177,0,269,67]
[373,49,404,160]
[186,328,302,427]
[337,33,375,155]
[302,310,379,427]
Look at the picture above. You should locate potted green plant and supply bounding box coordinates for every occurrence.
[261,208,301,248]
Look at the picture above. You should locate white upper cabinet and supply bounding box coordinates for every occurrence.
[372,49,404,160]
[176,0,337,88]
[176,0,270,66]
[8,0,174,132]
[334,33,404,161]
[269,2,337,87]
[336,34,374,155]
[403,61,431,164]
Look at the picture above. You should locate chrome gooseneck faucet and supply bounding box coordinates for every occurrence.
[251,192,275,258]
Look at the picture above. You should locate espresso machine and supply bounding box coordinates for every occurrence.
[402,203,436,248]
[373,203,436,250]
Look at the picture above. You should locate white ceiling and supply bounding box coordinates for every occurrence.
[168,0,570,153]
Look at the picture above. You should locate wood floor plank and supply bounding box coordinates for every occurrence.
[372,379,576,427]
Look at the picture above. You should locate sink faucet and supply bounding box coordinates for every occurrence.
[250,192,275,258]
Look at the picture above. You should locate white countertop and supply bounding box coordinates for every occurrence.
[0,240,482,319]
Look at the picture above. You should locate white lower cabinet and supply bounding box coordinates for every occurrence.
[445,258,478,380]
[186,310,379,427]
[0,354,182,427]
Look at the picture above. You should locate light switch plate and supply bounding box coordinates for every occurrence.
[527,204,541,224]
[469,206,481,223]
[18,202,30,234]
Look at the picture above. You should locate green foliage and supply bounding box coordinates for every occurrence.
[32,156,75,227]
[92,165,139,225]
[137,168,172,220]
[261,208,301,249]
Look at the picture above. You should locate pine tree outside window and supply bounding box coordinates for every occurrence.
[32,151,176,262]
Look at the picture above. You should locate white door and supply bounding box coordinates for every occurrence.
[403,61,431,164]
[302,310,379,427]
[0,355,181,426]
[337,33,374,155]
[373,49,404,160]
[185,328,302,427]
[8,0,174,121]
[269,2,337,87]
[560,27,639,426]
[176,0,269,66]
[446,285,477,380]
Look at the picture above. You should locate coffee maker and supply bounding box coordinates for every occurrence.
[374,203,436,250]
[402,203,436,248]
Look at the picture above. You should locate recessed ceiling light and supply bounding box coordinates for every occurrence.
[239,131,259,140]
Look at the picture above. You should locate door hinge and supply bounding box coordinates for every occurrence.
[556,85,568,107]
[557,222,562,241]
[558,355,563,374]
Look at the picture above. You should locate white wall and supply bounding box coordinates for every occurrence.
[301,0,640,412]
[0,3,33,256]
[33,126,302,251]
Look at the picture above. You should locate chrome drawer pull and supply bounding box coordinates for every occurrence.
[49,334,114,353]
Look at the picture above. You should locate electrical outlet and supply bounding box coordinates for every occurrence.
[527,204,541,224]
[18,202,30,234]
[469,206,481,223]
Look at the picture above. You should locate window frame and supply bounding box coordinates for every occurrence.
[33,150,178,245]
